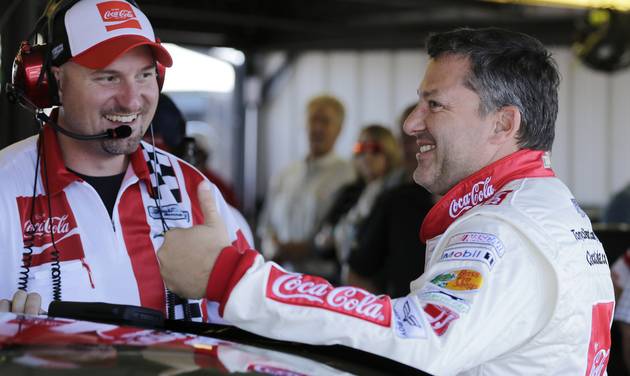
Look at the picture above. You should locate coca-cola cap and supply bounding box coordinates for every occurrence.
[50,0,172,69]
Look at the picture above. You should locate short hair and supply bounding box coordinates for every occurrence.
[426,27,560,151]
[360,124,402,171]
[307,95,345,126]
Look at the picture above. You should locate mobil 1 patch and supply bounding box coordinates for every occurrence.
[438,246,497,270]
[446,232,505,257]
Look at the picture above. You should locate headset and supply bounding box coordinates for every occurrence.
[8,0,166,111]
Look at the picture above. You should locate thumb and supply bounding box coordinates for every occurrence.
[198,181,219,226]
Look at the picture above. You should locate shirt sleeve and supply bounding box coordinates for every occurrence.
[206,214,556,375]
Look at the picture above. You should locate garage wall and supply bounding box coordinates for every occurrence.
[259,48,630,209]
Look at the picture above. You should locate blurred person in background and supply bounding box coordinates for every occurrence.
[257,95,355,272]
[346,105,435,296]
[309,124,402,282]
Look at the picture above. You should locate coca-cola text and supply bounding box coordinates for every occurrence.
[267,266,391,326]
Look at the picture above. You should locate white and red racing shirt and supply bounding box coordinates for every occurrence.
[205,149,615,375]
[0,124,247,320]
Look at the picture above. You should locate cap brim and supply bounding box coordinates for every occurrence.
[70,35,173,69]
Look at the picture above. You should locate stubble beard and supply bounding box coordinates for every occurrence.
[414,154,455,196]
[101,133,143,155]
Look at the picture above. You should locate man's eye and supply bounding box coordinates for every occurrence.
[141,71,155,79]
[96,75,117,83]
[428,100,443,110]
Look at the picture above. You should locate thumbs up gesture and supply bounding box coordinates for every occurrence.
[158,182,230,299]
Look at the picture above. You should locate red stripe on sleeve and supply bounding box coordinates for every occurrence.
[118,184,165,313]
[205,246,258,316]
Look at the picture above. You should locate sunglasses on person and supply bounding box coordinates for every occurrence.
[353,141,383,155]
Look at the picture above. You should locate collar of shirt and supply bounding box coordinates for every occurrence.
[420,149,555,243]
[305,151,342,172]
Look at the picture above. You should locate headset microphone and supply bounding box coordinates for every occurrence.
[7,82,132,140]
[40,112,132,140]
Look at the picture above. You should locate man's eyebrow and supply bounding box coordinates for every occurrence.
[417,88,437,98]
[92,65,155,75]
[92,69,118,75]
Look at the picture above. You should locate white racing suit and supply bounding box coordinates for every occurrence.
[206,149,615,375]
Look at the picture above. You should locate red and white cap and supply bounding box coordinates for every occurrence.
[50,0,172,69]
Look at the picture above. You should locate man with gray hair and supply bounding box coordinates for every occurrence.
[257,95,355,276]
[158,28,615,375]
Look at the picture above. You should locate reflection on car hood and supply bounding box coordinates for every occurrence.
[0,312,353,375]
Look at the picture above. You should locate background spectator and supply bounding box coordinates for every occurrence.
[257,95,355,272]
[346,105,435,295]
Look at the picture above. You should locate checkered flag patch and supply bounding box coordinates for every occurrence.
[141,144,182,203]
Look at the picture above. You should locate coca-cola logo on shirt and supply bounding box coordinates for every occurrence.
[16,193,85,267]
[266,266,391,326]
[96,1,142,31]
[23,215,70,237]
[448,177,495,218]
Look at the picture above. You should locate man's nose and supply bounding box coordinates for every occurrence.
[115,79,142,111]
[403,104,425,136]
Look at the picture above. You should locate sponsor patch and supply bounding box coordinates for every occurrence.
[571,198,587,218]
[423,303,459,336]
[430,269,483,292]
[586,302,614,376]
[266,266,391,326]
[446,232,505,257]
[393,298,427,339]
[439,246,496,270]
[418,286,471,314]
[148,204,190,222]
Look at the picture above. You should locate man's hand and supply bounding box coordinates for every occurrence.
[158,182,230,299]
[0,290,43,315]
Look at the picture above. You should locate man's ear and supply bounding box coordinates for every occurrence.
[490,105,521,145]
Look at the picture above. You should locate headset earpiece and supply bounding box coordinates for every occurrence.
[11,0,165,110]
[12,41,59,109]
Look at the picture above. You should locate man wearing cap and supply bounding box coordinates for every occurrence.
[0,0,246,321]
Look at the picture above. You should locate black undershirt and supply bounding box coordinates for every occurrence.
[70,169,126,218]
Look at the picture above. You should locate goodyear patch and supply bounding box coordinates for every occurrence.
[439,246,496,270]
[430,269,483,292]
[446,232,505,257]
[393,297,427,339]
[418,285,471,314]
